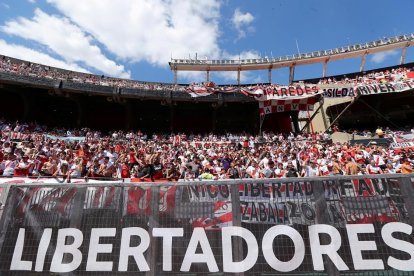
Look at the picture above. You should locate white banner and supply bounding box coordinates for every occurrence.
[320,84,356,98]
[186,80,414,101]
[241,85,322,101]
[355,80,414,96]
[390,142,414,149]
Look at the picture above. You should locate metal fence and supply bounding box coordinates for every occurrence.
[0,174,413,275]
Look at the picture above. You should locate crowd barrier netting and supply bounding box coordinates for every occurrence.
[0,175,413,275]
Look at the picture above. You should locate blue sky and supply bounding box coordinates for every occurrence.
[0,0,413,85]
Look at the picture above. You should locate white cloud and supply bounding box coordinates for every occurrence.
[178,71,207,83]
[215,50,261,83]
[46,0,222,66]
[1,2,10,9]
[0,1,260,84]
[177,51,262,84]
[27,0,36,3]
[231,8,254,39]
[371,49,399,64]
[223,50,261,61]
[1,9,130,78]
[0,39,89,73]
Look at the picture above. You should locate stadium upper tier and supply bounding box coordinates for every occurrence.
[169,33,414,72]
[1,50,414,105]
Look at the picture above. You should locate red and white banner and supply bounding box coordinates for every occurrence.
[186,79,414,101]
[186,84,214,97]
[321,84,356,98]
[355,80,414,96]
[186,82,238,97]
[259,98,316,114]
[241,85,321,101]
[1,131,46,142]
[393,133,414,143]
[390,142,414,150]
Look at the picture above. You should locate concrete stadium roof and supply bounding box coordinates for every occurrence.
[169,33,414,72]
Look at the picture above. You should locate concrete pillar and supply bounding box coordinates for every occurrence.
[237,70,241,86]
[323,60,328,78]
[400,46,407,65]
[173,69,177,84]
[289,65,295,84]
[360,53,367,72]
[268,68,272,83]
[206,70,210,82]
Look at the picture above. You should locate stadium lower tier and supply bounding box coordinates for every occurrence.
[0,85,295,133]
[1,83,414,134]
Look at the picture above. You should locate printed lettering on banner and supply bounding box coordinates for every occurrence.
[276,105,284,112]
[8,223,414,273]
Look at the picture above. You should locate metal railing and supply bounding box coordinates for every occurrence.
[170,33,414,66]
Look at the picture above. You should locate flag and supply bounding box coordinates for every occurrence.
[258,97,316,114]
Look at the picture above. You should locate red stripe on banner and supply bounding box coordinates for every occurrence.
[263,100,272,107]
[259,97,317,114]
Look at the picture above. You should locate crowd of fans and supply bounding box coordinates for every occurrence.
[1,55,413,95]
[0,120,413,182]
[317,66,414,86]
[0,56,187,92]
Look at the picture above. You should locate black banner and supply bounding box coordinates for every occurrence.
[0,176,412,274]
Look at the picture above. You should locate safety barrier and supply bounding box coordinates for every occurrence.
[0,174,413,275]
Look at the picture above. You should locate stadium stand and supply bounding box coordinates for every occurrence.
[0,119,413,182]
[1,39,414,275]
